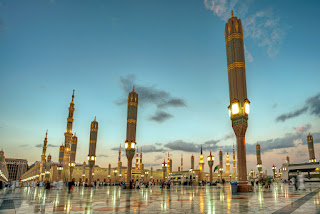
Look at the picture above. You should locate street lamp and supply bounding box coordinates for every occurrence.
[207,151,214,185]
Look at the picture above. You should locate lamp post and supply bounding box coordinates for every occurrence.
[225,11,252,192]
[207,151,214,185]
[162,160,167,182]
[272,165,276,179]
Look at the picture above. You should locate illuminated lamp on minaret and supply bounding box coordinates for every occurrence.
[225,11,252,192]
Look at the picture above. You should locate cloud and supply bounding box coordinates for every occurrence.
[276,93,320,122]
[20,144,29,148]
[165,140,199,153]
[278,150,288,154]
[306,93,320,117]
[276,106,308,122]
[149,111,173,123]
[141,145,165,153]
[204,0,287,58]
[116,75,187,123]
[294,124,311,132]
[204,140,219,145]
[154,155,163,161]
[244,46,253,62]
[35,143,59,148]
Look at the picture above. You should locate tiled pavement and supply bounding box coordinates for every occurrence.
[0,183,319,213]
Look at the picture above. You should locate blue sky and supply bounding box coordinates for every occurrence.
[0,0,319,174]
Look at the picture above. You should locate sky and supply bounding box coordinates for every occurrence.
[0,0,320,175]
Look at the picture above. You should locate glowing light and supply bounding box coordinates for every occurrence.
[244,102,250,114]
[231,102,239,115]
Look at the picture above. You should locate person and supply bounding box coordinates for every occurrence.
[45,180,50,189]
[68,179,75,193]
[294,176,298,190]
[135,180,140,189]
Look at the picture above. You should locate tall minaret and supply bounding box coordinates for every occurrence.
[226,152,230,174]
[170,158,173,173]
[135,147,139,170]
[219,150,223,170]
[40,130,48,181]
[256,142,262,175]
[58,143,65,180]
[140,147,144,170]
[69,133,78,180]
[199,145,204,172]
[167,152,171,175]
[181,154,183,171]
[118,144,122,170]
[88,117,98,187]
[225,11,251,191]
[307,133,316,163]
[125,86,138,187]
[191,154,194,170]
[41,130,48,163]
[45,154,51,181]
[233,144,236,175]
[63,90,75,167]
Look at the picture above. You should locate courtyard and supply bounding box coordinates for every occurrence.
[0,183,319,213]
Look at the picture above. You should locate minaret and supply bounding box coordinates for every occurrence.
[256,142,262,176]
[41,130,48,163]
[191,154,194,170]
[58,143,65,180]
[40,130,48,181]
[63,90,75,168]
[135,147,139,170]
[125,86,138,188]
[307,133,316,163]
[181,154,183,171]
[118,144,122,170]
[140,147,143,170]
[88,117,98,187]
[170,158,173,173]
[219,150,223,170]
[167,152,170,175]
[286,155,290,164]
[225,10,251,192]
[233,144,236,175]
[108,163,111,183]
[226,152,230,174]
[199,145,204,172]
[219,150,223,181]
[69,133,78,180]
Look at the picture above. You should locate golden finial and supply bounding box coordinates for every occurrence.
[46,129,48,137]
[94,116,96,121]
[133,85,135,92]
[231,10,234,18]
[72,89,75,102]
[210,150,212,156]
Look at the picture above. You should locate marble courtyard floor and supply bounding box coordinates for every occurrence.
[0,183,319,214]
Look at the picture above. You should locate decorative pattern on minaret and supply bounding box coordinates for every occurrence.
[199,145,204,172]
[167,152,170,175]
[140,147,143,170]
[118,144,122,169]
[226,152,230,174]
[219,150,223,170]
[233,144,236,175]
[307,133,316,162]
[59,143,65,167]
[256,142,262,175]
[286,155,290,164]
[181,154,183,171]
[63,90,75,167]
[70,134,78,164]
[136,147,139,170]
[191,154,194,170]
